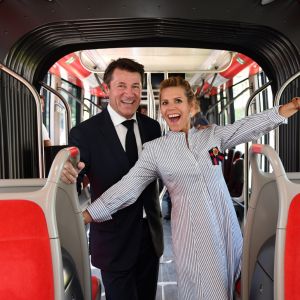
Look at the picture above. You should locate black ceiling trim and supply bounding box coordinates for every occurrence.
[4,18,300,92]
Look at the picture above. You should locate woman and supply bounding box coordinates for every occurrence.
[83,77,300,300]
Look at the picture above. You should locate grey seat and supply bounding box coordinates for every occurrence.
[0,147,98,300]
[241,144,300,300]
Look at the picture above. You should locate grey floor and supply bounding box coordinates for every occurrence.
[92,199,178,300]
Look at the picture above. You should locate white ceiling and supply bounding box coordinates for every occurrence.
[78,47,234,75]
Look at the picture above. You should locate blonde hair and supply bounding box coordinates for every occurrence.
[159,77,195,104]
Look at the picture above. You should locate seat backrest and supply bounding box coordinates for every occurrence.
[242,173,279,299]
[242,144,300,300]
[0,178,46,193]
[0,147,93,300]
[285,193,300,300]
[0,200,54,300]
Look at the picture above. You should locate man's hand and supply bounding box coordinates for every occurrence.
[61,160,85,184]
[82,210,93,224]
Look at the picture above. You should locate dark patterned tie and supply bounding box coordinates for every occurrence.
[122,120,138,167]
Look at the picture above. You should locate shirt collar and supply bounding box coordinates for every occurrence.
[107,104,137,127]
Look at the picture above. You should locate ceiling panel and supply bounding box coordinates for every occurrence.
[78,47,233,73]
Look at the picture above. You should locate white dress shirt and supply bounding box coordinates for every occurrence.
[107,104,146,218]
[107,104,142,155]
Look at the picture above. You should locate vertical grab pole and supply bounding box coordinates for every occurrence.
[243,80,272,212]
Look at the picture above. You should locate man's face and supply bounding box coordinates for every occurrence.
[107,68,142,119]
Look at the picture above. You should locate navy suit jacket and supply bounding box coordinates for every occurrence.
[69,109,163,271]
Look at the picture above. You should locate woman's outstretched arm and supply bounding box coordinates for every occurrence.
[83,142,159,224]
[214,97,300,151]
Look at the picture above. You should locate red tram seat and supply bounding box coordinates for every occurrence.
[285,193,300,300]
[0,147,101,299]
[0,200,54,300]
[91,276,101,300]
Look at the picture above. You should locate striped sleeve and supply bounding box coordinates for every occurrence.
[87,142,158,222]
[214,106,287,151]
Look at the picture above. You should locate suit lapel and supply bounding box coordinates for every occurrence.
[136,113,148,144]
[98,109,130,171]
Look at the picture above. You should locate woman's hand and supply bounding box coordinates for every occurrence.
[278,97,300,118]
[292,97,300,110]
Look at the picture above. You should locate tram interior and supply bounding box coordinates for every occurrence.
[1,45,300,300]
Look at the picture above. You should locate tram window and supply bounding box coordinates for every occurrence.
[217,90,224,125]
[151,73,164,89]
[217,86,228,126]
[256,71,274,172]
[83,99,90,121]
[232,68,251,121]
[220,86,228,125]
[224,107,229,125]
[83,90,92,121]
[42,73,52,131]
[142,73,147,90]
[226,85,235,124]
[57,103,67,145]
[168,73,185,79]
[258,72,273,111]
[231,68,251,153]
[91,95,102,115]
[60,79,82,126]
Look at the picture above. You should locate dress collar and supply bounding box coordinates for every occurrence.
[166,127,196,137]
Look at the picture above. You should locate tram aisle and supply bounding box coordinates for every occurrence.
[156,198,178,300]
[93,198,178,300]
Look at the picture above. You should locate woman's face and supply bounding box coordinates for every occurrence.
[160,86,192,133]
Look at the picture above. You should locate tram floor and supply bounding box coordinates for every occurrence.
[91,199,178,300]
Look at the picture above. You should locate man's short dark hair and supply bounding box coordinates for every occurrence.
[103,58,145,87]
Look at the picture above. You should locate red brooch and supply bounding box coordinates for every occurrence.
[209,147,225,165]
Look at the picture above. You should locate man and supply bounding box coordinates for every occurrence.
[61,58,163,300]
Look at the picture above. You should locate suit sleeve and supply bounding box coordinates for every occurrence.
[87,142,159,222]
[214,107,287,151]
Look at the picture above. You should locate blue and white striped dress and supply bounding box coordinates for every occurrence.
[88,107,286,300]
